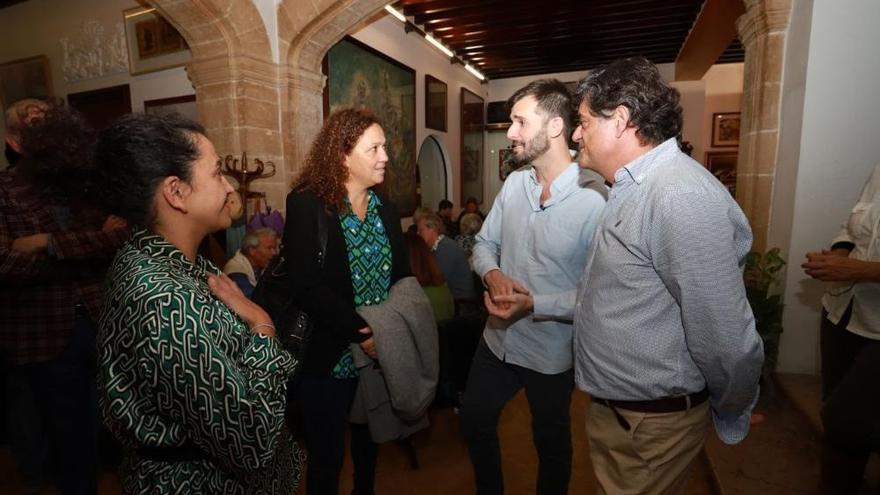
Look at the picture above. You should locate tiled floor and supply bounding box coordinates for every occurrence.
[1,391,718,495]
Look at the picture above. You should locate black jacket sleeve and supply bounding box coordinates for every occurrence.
[283,191,369,344]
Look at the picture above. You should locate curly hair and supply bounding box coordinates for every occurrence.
[292,108,381,212]
[575,56,682,146]
[16,100,97,198]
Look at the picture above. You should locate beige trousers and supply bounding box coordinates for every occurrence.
[585,400,711,495]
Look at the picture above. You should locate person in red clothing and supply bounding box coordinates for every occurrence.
[0,99,128,494]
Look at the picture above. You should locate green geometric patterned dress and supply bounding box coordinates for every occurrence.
[98,229,303,494]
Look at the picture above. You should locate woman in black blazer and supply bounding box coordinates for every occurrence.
[283,108,410,495]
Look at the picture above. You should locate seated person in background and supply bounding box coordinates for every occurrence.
[456,212,483,261]
[407,206,433,234]
[438,199,459,237]
[456,196,485,225]
[223,227,279,297]
[405,230,454,322]
[417,213,477,305]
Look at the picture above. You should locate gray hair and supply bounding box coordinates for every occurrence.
[419,212,445,235]
[459,213,483,236]
[241,228,277,254]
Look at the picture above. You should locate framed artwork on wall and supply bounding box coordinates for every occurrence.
[324,36,417,216]
[461,87,485,205]
[425,74,447,132]
[67,84,132,131]
[144,94,198,122]
[123,6,191,75]
[0,55,53,109]
[705,151,738,196]
[711,112,741,147]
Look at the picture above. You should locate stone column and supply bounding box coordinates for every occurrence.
[736,0,792,251]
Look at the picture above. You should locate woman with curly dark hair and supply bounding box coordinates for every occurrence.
[284,108,410,495]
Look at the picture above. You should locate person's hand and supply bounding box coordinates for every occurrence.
[11,233,50,254]
[207,273,273,334]
[102,215,128,232]
[484,291,533,320]
[358,327,377,359]
[802,250,872,282]
[483,269,530,310]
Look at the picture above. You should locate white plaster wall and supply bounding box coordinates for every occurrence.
[776,0,880,374]
[0,0,195,168]
[351,15,486,217]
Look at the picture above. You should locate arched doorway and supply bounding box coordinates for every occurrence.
[416,135,450,211]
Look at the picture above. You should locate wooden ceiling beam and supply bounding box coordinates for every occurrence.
[674,0,745,80]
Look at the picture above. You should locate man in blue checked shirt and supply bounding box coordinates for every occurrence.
[571,57,764,495]
[460,79,607,495]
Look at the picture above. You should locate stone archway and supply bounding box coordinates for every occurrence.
[147,0,290,209]
[736,0,793,251]
[277,0,388,180]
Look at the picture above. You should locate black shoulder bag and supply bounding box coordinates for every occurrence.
[252,208,327,364]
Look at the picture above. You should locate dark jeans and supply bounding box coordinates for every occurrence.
[292,374,378,495]
[460,340,573,495]
[819,307,880,494]
[5,316,98,495]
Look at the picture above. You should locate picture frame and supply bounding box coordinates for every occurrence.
[461,87,485,204]
[324,36,417,216]
[705,151,738,196]
[425,74,447,132]
[144,94,198,122]
[711,112,741,147]
[123,6,191,75]
[0,55,53,110]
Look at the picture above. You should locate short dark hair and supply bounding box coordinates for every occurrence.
[438,199,453,210]
[507,79,575,138]
[94,113,205,226]
[575,57,682,146]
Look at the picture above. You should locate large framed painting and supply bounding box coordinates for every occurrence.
[425,74,447,132]
[324,36,417,216]
[123,6,191,75]
[460,87,485,205]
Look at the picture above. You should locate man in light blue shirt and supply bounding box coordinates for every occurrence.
[461,79,606,495]
[572,57,764,495]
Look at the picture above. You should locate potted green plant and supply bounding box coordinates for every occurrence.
[743,248,786,393]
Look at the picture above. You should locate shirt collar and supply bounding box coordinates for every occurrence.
[612,137,679,186]
[431,234,445,252]
[342,190,382,218]
[526,162,581,211]
[130,228,211,277]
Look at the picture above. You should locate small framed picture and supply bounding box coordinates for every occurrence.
[123,6,191,75]
[705,151,738,196]
[711,112,741,147]
[144,94,198,121]
[425,74,447,132]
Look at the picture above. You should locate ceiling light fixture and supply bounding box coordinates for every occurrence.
[384,5,406,23]
[425,34,454,58]
[464,64,485,81]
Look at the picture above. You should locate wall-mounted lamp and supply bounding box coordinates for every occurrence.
[465,64,485,81]
[425,34,454,58]
[384,3,486,81]
[384,5,406,23]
